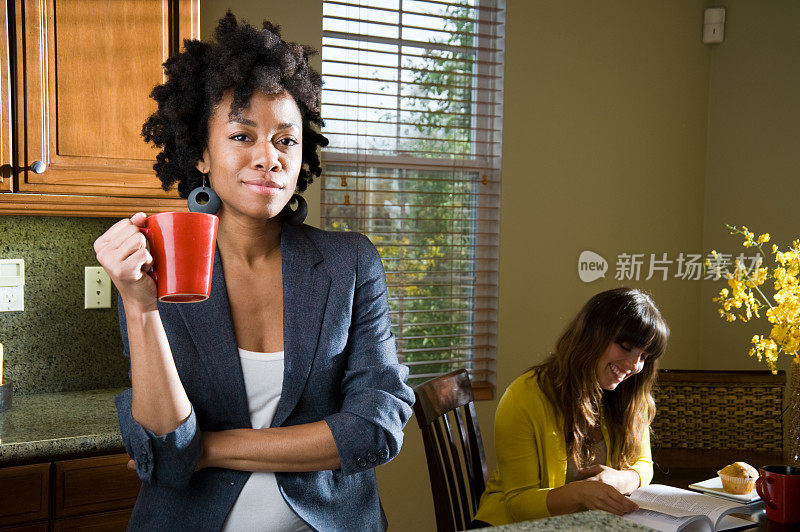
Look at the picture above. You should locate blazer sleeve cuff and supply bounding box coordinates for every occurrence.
[324,410,404,476]
[114,388,203,489]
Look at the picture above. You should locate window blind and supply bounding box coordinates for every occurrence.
[320,0,504,395]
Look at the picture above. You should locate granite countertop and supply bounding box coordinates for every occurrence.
[0,388,126,466]
[477,511,655,531]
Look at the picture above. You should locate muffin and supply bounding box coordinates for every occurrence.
[718,462,758,494]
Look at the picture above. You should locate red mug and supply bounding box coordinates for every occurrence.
[755,465,800,524]
[141,212,219,303]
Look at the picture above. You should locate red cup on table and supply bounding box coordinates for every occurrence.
[755,465,800,524]
[141,212,219,303]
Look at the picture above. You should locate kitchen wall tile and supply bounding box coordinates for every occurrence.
[0,216,129,394]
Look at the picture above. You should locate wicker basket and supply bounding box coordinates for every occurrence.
[651,370,784,452]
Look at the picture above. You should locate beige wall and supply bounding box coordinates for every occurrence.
[497,0,711,385]
[199,1,796,530]
[700,0,800,376]
[699,0,800,454]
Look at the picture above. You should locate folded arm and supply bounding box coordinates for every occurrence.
[198,422,339,472]
[192,233,412,476]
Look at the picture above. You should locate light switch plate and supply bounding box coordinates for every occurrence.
[85,266,112,309]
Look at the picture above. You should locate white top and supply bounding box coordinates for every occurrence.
[221,349,312,532]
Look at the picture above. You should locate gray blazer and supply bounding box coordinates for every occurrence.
[115,223,415,531]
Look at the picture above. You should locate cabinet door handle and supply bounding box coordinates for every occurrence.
[30,160,46,174]
[0,164,12,182]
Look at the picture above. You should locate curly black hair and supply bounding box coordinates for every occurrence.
[142,11,328,198]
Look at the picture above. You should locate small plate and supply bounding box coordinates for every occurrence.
[688,477,761,503]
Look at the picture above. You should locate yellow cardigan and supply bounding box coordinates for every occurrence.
[473,371,653,526]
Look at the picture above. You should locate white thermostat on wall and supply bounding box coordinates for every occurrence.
[0,259,24,285]
[703,7,725,44]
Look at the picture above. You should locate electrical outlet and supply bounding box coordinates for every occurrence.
[84,267,112,309]
[0,286,23,311]
[0,259,24,312]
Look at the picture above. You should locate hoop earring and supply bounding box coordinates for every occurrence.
[188,173,221,215]
[281,194,307,226]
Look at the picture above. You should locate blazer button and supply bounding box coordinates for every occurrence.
[357,457,368,468]
[378,449,389,460]
[368,453,377,463]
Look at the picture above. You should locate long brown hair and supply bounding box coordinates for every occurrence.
[530,287,669,469]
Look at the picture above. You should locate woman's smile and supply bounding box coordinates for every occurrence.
[242,178,285,196]
[597,342,647,390]
[608,362,628,382]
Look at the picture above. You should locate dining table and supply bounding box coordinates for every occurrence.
[473,510,654,531]
[471,509,800,531]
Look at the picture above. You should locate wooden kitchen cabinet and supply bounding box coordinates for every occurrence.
[0,453,140,531]
[0,0,13,193]
[0,0,199,216]
[1,524,49,532]
[52,509,133,532]
[0,463,49,527]
[53,455,140,519]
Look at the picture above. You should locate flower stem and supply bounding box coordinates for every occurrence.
[738,260,775,310]
[755,242,769,262]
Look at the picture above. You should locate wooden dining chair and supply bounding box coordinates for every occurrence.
[651,369,785,488]
[413,370,489,532]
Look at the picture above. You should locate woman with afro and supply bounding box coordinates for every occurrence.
[93,12,414,531]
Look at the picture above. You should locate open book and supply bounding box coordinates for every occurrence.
[622,484,758,532]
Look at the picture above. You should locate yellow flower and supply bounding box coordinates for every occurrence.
[713,226,800,372]
[711,225,800,373]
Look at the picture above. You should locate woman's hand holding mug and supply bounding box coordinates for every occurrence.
[93,212,157,312]
[95,210,218,309]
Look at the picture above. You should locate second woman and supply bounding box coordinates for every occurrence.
[473,287,669,526]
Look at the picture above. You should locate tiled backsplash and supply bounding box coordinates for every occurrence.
[0,216,129,394]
